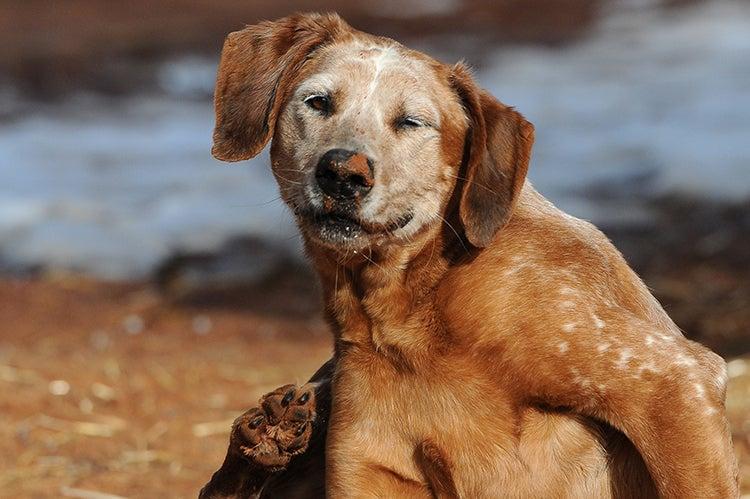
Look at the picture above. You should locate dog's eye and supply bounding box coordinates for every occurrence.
[304,94,332,115]
[395,116,424,130]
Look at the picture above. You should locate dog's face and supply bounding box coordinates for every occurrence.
[271,42,465,250]
[212,14,534,252]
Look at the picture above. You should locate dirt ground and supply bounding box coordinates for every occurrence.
[0,275,333,498]
[0,273,748,498]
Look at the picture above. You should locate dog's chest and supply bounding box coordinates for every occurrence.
[329,270,533,484]
[335,342,519,467]
[333,278,515,432]
[334,348,614,497]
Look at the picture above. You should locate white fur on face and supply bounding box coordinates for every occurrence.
[272,41,463,250]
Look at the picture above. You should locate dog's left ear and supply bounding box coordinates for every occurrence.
[449,63,534,248]
[212,13,352,162]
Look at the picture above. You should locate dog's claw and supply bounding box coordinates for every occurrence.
[249,415,264,429]
[229,383,317,472]
[281,389,295,407]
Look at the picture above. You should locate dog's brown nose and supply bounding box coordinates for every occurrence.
[315,149,374,200]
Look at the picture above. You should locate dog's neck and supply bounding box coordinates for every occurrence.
[305,225,465,367]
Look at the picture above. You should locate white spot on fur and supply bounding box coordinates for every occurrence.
[645,335,656,347]
[674,354,698,367]
[637,361,660,376]
[571,368,591,388]
[502,261,541,277]
[616,348,634,369]
[557,341,569,353]
[560,300,576,309]
[590,313,605,330]
[364,48,394,103]
[597,342,611,353]
[562,323,576,333]
[694,383,706,398]
[503,266,521,277]
[657,332,676,342]
[714,366,728,391]
[559,287,577,296]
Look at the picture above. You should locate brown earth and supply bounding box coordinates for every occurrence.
[0,275,333,498]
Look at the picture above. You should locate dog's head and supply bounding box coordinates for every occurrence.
[212,13,534,251]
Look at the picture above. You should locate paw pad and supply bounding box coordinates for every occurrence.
[230,383,317,472]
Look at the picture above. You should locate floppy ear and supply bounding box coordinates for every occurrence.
[212,13,351,162]
[449,63,534,248]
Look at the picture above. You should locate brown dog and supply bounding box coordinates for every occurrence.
[199,13,738,498]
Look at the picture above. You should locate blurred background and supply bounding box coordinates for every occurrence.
[0,0,748,497]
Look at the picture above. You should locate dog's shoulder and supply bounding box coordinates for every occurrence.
[442,184,667,339]
[444,184,629,302]
[440,184,727,393]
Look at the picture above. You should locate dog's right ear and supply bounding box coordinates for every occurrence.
[212,13,351,162]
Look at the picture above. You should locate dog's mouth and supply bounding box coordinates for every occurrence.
[318,211,363,235]
[298,208,413,245]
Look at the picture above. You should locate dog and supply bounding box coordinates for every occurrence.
[199,13,739,498]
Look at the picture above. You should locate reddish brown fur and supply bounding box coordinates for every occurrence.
[204,13,739,499]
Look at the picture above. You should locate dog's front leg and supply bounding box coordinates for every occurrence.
[324,368,437,499]
[507,316,738,498]
[325,440,434,499]
[324,439,459,499]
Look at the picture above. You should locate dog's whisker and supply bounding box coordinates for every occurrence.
[273,173,304,186]
[436,214,469,254]
[425,237,437,269]
[228,196,283,208]
[446,172,503,198]
[334,262,340,297]
[359,248,385,272]
[275,167,307,174]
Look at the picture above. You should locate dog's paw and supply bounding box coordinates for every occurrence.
[230,383,316,472]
